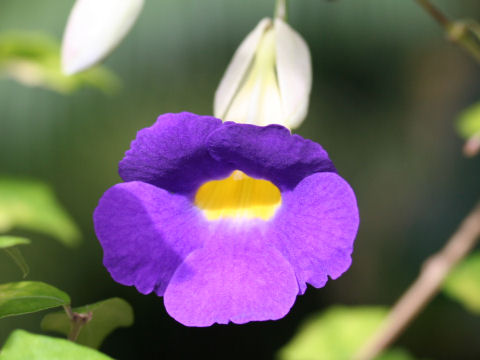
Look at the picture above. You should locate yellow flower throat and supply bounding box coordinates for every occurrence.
[194,170,282,221]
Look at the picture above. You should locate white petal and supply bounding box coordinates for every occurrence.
[222,27,284,126]
[274,18,312,129]
[61,0,144,75]
[214,18,272,119]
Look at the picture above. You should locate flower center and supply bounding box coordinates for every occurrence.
[194,170,282,221]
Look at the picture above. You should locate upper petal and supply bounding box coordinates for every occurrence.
[271,172,359,293]
[93,181,202,296]
[61,0,144,75]
[207,122,336,191]
[164,230,298,327]
[119,112,232,194]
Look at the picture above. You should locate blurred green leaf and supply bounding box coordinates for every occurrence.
[0,281,70,319]
[376,348,418,360]
[0,177,80,247]
[0,330,113,360]
[456,102,480,139]
[0,235,30,249]
[444,252,480,314]
[0,31,120,94]
[277,306,415,360]
[0,236,31,277]
[41,297,134,349]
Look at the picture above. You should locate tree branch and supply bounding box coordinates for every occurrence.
[415,0,450,27]
[414,0,480,64]
[354,201,480,360]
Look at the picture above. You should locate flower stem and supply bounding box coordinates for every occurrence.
[354,201,480,360]
[415,0,450,27]
[275,0,288,21]
[415,0,480,64]
[63,305,92,342]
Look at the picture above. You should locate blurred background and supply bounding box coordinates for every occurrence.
[1,0,480,359]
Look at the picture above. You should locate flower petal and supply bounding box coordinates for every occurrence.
[214,18,272,120]
[274,18,312,129]
[207,122,335,191]
[119,112,232,194]
[61,0,144,75]
[272,172,359,293]
[164,233,298,326]
[93,181,202,296]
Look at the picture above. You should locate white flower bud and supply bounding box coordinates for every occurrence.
[214,17,312,129]
[61,0,144,75]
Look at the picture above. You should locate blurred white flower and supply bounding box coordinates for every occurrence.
[61,0,144,75]
[214,17,312,129]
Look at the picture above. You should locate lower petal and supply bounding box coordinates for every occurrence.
[164,235,298,327]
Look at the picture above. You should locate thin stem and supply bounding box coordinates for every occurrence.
[354,201,480,360]
[415,0,451,28]
[448,22,480,63]
[63,305,74,320]
[275,0,287,21]
[63,305,92,342]
[414,0,480,64]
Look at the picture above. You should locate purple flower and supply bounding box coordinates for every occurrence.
[93,112,359,327]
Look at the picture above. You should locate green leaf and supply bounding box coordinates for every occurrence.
[0,281,70,319]
[444,252,480,314]
[277,306,415,360]
[456,102,480,139]
[0,177,80,247]
[0,31,120,94]
[0,236,30,249]
[0,330,113,360]
[41,297,134,349]
[376,348,418,360]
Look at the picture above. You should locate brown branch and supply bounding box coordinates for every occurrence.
[415,0,450,28]
[354,201,480,360]
[414,0,480,64]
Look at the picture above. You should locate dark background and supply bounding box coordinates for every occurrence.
[1,0,480,359]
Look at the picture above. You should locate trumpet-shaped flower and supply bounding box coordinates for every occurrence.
[61,0,144,75]
[94,112,359,326]
[214,18,312,129]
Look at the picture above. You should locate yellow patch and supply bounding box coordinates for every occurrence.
[194,170,282,221]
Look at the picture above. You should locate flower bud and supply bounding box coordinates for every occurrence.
[457,101,480,157]
[463,134,480,157]
[214,18,312,129]
[61,0,144,75]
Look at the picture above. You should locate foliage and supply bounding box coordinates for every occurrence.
[42,297,134,349]
[0,32,120,94]
[0,281,70,319]
[0,330,113,360]
[277,306,415,360]
[457,102,480,139]
[443,252,480,314]
[0,177,80,247]
[0,236,30,249]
